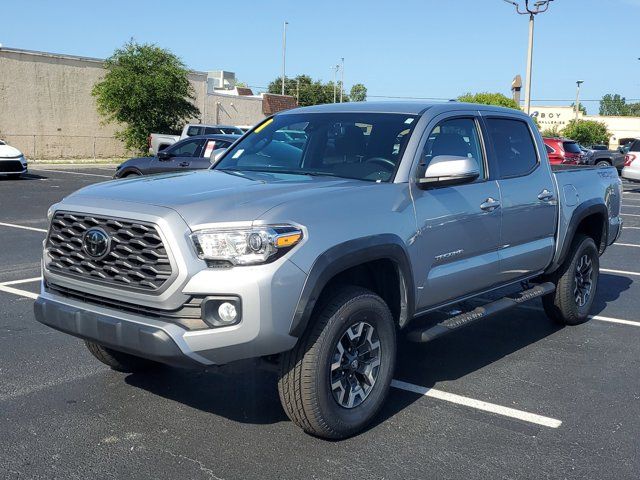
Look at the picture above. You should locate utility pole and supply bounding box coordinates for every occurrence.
[503,0,555,115]
[332,64,339,103]
[340,57,344,103]
[575,80,584,121]
[281,21,288,96]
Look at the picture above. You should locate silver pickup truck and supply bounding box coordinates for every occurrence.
[35,102,623,439]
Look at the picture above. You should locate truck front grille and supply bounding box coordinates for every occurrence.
[46,212,174,293]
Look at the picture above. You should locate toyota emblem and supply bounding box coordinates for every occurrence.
[82,228,111,259]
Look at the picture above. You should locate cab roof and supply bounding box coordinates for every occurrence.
[280,101,529,118]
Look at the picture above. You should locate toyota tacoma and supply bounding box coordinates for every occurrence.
[35,102,623,439]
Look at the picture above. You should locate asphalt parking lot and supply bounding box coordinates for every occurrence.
[1,166,639,480]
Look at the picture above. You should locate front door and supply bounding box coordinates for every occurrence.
[483,116,557,284]
[410,115,502,311]
[148,138,204,173]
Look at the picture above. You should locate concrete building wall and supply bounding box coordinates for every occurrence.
[0,48,267,159]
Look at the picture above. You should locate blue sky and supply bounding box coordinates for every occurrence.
[1,0,638,113]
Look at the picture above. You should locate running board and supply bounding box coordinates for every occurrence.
[407,282,556,343]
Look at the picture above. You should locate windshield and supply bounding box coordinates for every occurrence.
[214,112,419,182]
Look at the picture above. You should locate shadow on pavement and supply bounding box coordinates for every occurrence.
[591,273,632,315]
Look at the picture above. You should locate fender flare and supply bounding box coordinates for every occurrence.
[551,200,608,273]
[289,234,415,337]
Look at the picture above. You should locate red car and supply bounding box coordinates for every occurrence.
[543,137,584,165]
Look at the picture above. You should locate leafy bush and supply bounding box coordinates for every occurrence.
[561,120,610,146]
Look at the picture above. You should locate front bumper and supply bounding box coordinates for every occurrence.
[36,256,306,366]
[34,295,201,368]
[0,158,27,174]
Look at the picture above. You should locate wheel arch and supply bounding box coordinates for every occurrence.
[289,234,415,337]
[551,200,608,273]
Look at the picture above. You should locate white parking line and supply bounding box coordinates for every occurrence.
[0,222,47,233]
[614,242,640,248]
[391,380,562,428]
[0,284,38,300]
[31,168,111,178]
[623,226,640,230]
[0,277,42,286]
[591,315,640,327]
[622,213,640,217]
[602,268,640,277]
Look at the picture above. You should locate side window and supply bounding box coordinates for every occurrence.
[545,144,554,154]
[168,139,202,157]
[422,117,485,178]
[486,118,538,178]
[204,127,222,135]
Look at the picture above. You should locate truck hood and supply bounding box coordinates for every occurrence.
[65,169,367,227]
[0,144,23,158]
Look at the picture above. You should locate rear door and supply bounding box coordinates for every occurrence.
[483,116,557,284]
[410,113,502,310]
[148,138,204,173]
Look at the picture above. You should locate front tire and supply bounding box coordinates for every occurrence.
[543,234,599,325]
[596,160,611,168]
[278,286,396,439]
[84,341,161,372]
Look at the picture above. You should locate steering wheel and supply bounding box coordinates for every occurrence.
[364,157,396,170]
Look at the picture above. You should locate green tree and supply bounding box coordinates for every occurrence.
[626,102,640,116]
[599,93,627,116]
[457,92,520,110]
[92,41,199,154]
[350,83,367,102]
[561,120,610,145]
[267,75,358,106]
[570,102,587,115]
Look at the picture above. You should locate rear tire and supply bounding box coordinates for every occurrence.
[84,341,161,372]
[596,160,610,168]
[543,234,599,325]
[278,286,396,439]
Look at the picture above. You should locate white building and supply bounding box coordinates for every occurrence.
[529,105,640,147]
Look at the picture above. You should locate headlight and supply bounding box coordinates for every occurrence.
[190,225,303,266]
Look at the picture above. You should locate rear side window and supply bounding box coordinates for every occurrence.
[204,127,223,135]
[486,118,538,178]
[545,144,554,154]
[563,142,582,154]
[186,126,204,136]
[630,140,640,152]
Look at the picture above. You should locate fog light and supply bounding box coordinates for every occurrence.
[218,302,238,323]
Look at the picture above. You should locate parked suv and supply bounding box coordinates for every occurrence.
[36,102,623,439]
[543,137,584,165]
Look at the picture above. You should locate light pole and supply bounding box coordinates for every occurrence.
[281,21,288,96]
[575,80,584,120]
[503,0,555,115]
[332,64,340,103]
[340,57,345,103]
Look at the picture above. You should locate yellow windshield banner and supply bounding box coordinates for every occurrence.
[254,118,274,134]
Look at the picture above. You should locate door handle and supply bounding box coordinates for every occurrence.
[179,161,190,167]
[537,189,554,201]
[480,198,501,212]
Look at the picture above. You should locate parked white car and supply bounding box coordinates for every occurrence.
[0,140,28,179]
[622,153,640,182]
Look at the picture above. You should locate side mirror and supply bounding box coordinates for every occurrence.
[209,148,227,163]
[157,150,172,160]
[417,155,479,189]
